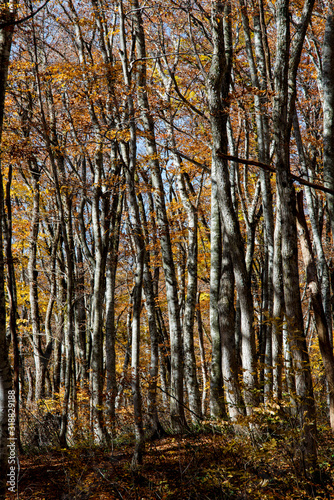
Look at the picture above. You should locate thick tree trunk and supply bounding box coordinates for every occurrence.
[296,191,334,431]
[239,0,274,401]
[197,293,208,416]
[219,229,245,421]
[323,4,334,239]
[207,0,258,413]
[27,168,46,402]
[0,3,16,497]
[273,0,317,474]
[89,148,111,444]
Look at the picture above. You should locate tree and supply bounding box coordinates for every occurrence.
[273,0,317,474]
[0,1,16,497]
[206,0,258,415]
[323,4,334,240]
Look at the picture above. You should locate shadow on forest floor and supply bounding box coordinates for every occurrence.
[7,424,334,500]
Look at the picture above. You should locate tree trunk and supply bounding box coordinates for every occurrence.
[210,161,225,419]
[0,3,16,496]
[27,167,46,402]
[206,0,258,413]
[239,0,274,401]
[137,192,164,438]
[273,0,317,474]
[4,166,21,450]
[130,0,186,431]
[219,229,245,421]
[75,245,88,386]
[323,4,334,239]
[105,191,122,426]
[272,197,284,401]
[197,293,208,417]
[296,191,334,431]
[90,149,110,444]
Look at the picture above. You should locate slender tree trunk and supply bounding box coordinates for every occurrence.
[137,192,164,437]
[197,293,208,417]
[75,245,88,386]
[283,322,296,412]
[4,166,21,451]
[130,234,145,466]
[239,0,274,401]
[27,168,44,401]
[118,1,146,461]
[27,166,53,403]
[293,112,333,340]
[178,176,202,422]
[106,190,122,425]
[140,171,171,411]
[157,60,201,423]
[206,0,258,413]
[122,153,145,464]
[115,307,132,410]
[210,162,224,419]
[272,198,284,401]
[90,149,110,444]
[59,199,75,448]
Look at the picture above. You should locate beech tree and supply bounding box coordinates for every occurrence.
[0,0,16,497]
[323,4,334,240]
[273,0,317,472]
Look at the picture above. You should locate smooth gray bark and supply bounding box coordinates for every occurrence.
[196,293,208,416]
[210,162,225,419]
[296,192,334,431]
[176,169,202,422]
[0,3,15,496]
[27,167,44,401]
[206,0,258,413]
[131,0,186,431]
[272,198,284,401]
[219,230,245,421]
[137,190,165,437]
[239,0,274,400]
[105,191,122,425]
[119,2,145,463]
[323,4,334,238]
[273,0,317,474]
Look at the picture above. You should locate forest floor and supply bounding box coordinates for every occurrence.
[7,421,334,500]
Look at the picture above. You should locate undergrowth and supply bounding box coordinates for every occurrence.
[11,410,334,500]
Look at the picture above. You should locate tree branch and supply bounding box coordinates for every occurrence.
[219,152,334,196]
[0,0,52,29]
